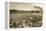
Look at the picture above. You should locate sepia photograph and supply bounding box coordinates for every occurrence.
[9,2,43,28]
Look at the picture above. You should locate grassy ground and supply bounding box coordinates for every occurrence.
[10,13,42,28]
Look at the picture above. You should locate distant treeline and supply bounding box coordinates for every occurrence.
[10,9,41,14]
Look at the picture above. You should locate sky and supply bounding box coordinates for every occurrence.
[9,2,42,11]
